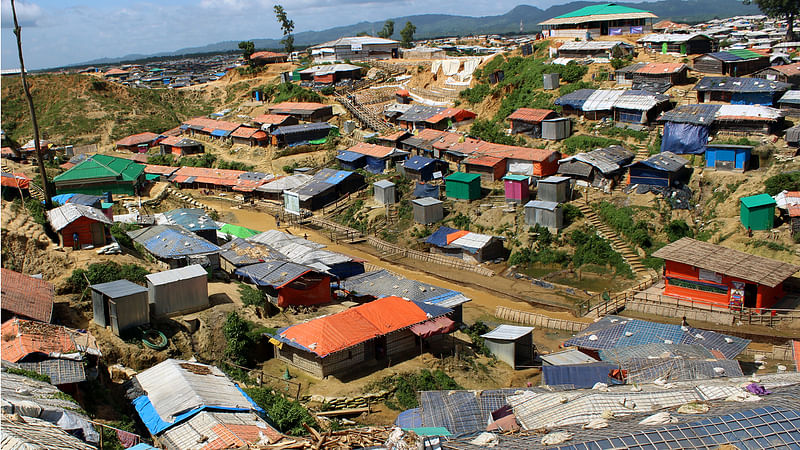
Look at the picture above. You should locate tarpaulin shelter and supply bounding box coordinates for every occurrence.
[542,362,622,388]
[413,182,440,199]
[234,260,331,308]
[402,155,446,181]
[626,152,689,187]
[425,226,505,263]
[270,296,453,378]
[694,76,791,105]
[162,208,220,244]
[270,122,335,147]
[335,150,366,171]
[345,142,408,173]
[127,225,221,269]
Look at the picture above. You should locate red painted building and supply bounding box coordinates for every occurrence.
[46,204,112,249]
[652,237,800,310]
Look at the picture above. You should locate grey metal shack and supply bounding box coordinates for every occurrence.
[91,279,149,336]
[537,175,571,203]
[373,179,396,205]
[525,200,564,231]
[145,264,209,317]
[481,325,535,369]
[412,197,443,224]
[541,118,572,140]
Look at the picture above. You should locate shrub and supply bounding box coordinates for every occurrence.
[562,203,583,226]
[110,222,139,249]
[180,153,217,168]
[238,283,267,308]
[468,119,523,146]
[65,262,149,293]
[244,388,318,436]
[764,172,800,196]
[459,83,491,104]
[371,370,462,410]
[561,135,622,155]
[559,81,596,96]
[218,159,254,171]
[569,229,632,278]
[223,311,250,365]
[665,220,693,242]
[147,154,176,166]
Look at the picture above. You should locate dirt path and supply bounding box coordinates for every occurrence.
[197,194,590,325]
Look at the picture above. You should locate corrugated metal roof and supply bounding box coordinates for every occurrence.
[540,348,599,365]
[163,208,219,232]
[412,197,442,207]
[91,279,147,298]
[779,90,800,105]
[310,36,399,49]
[373,179,394,188]
[396,105,446,123]
[128,225,220,259]
[0,268,54,323]
[694,76,791,93]
[583,90,625,111]
[555,88,595,109]
[613,90,670,111]
[145,264,207,286]
[481,324,534,341]
[299,64,362,75]
[256,174,312,193]
[47,203,112,231]
[343,269,470,306]
[234,261,314,288]
[270,122,333,136]
[558,41,633,51]
[658,104,721,124]
[525,200,560,211]
[559,145,634,175]
[336,150,365,163]
[716,104,784,120]
[638,33,711,43]
[631,151,688,172]
[53,154,145,183]
[1,415,96,450]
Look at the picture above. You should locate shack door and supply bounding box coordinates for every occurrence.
[744,284,758,309]
[374,336,387,360]
[90,222,105,246]
[108,299,120,336]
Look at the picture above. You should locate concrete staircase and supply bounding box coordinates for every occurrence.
[577,202,649,276]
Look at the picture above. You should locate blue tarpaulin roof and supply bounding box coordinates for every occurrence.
[658,104,720,125]
[542,362,621,388]
[163,208,220,231]
[554,89,595,109]
[403,155,436,171]
[210,129,231,137]
[336,150,366,163]
[271,122,332,136]
[315,168,354,186]
[694,76,791,93]
[425,226,459,247]
[395,408,423,428]
[129,226,220,259]
[234,260,314,288]
[413,182,439,199]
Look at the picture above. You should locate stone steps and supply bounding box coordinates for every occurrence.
[577,203,648,275]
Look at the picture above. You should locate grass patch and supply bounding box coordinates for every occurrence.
[560,135,622,155]
[6,367,51,383]
[244,387,318,436]
[367,370,462,410]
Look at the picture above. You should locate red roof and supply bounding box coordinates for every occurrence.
[270,102,329,112]
[379,130,409,142]
[231,126,266,139]
[768,64,800,76]
[425,108,477,124]
[788,204,800,217]
[1,147,15,156]
[464,154,506,167]
[250,51,287,60]
[129,153,149,163]
[278,296,437,357]
[144,164,178,176]
[346,142,395,158]
[171,166,247,187]
[184,117,240,132]
[253,114,292,125]
[635,63,688,74]
[653,20,689,29]
[396,89,410,96]
[507,108,558,123]
[116,132,160,147]
[0,268,54,323]
[162,126,184,137]
[0,172,30,189]
[1,319,78,363]
[204,422,282,449]
[159,136,182,146]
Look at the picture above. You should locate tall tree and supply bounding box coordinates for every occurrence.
[10,0,52,208]
[378,20,395,39]
[238,41,255,66]
[273,4,295,59]
[400,21,416,48]
[744,0,799,40]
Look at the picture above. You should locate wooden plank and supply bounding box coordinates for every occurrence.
[315,407,370,417]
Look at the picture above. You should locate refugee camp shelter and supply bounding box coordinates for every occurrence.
[252,113,298,131]
[299,64,363,83]
[394,105,476,131]
[753,64,800,88]
[740,193,776,231]
[503,174,529,203]
[230,126,269,147]
[130,359,271,442]
[715,104,785,135]
[270,296,454,378]
[507,109,559,137]
[91,280,149,336]
[537,175,571,203]
[373,179,396,205]
[46,203,112,249]
[464,154,507,182]
[308,36,399,63]
[127,225,221,269]
[778,90,800,116]
[270,122,335,146]
[637,34,716,55]
[627,152,689,187]
[558,145,634,188]
[541,118,572,140]
[445,172,481,200]
[345,142,408,173]
[162,208,219,244]
[412,197,443,224]
[540,347,599,366]
[335,150,366,171]
[524,200,564,231]
[692,50,769,76]
[145,265,209,318]
[218,238,281,273]
[235,261,332,308]
[556,41,634,60]
[247,229,364,279]
[480,325,535,369]
[651,238,800,310]
[539,4,656,38]
[342,269,471,323]
[268,102,334,122]
[249,51,287,65]
[0,268,54,323]
[402,155,447,181]
[613,90,672,124]
[704,144,752,171]
[53,154,145,196]
[115,132,161,152]
[425,226,505,263]
[255,173,312,201]
[158,137,204,156]
[694,76,791,105]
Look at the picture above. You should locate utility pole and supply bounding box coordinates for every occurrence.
[11,0,52,208]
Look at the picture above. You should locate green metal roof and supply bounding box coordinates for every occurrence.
[220,223,260,239]
[725,49,763,60]
[54,154,145,183]
[555,3,652,19]
[740,193,776,208]
[503,174,529,182]
[445,172,481,183]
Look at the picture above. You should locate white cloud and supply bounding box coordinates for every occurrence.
[1,0,43,28]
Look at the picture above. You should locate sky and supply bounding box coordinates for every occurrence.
[1,0,651,70]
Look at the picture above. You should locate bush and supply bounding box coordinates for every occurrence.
[25,198,47,225]
[459,83,491,104]
[468,119,523,146]
[223,311,250,365]
[218,159,254,171]
[559,81,596,96]
[561,135,622,155]
[180,153,217,168]
[562,203,583,226]
[238,283,267,307]
[244,388,318,436]
[764,172,800,196]
[371,370,462,410]
[110,222,139,249]
[464,321,492,356]
[147,154,176,166]
[5,367,51,383]
[65,262,149,293]
[665,220,693,242]
[569,228,632,278]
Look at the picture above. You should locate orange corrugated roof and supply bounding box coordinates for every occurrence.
[0,172,30,190]
[105,68,129,75]
[380,130,409,141]
[787,205,800,217]
[347,142,395,158]
[253,114,292,124]
[279,296,430,357]
[768,64,800,76]
[396,89,410,96]
[635,63,688,74]
[231,126,259,139]
[204,423,282,449]
[464,155,506,167]
[250,51,287,60]
[0,268,53,323]
[184,117,240,131]
[145,164,177,175]
[425,108,476,124]
[507,108,558,123]
[270,102,329,112]
[446,230,470,245]
[116,132,159,147]
[159,136,182,146]
[1,319,77,363]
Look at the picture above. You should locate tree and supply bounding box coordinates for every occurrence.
[378,20,395,39]
[10,0,52,208]
[400,21,416,48]
[273,4,295,58]
[744,0,799,40]
[238,41,255,66]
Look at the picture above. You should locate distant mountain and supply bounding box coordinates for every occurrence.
[76,0,761,67]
